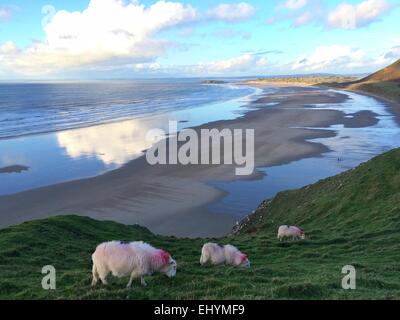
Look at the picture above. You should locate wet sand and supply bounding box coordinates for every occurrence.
[0,86,385,237]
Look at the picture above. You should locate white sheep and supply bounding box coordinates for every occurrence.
[200,243,250,267]
[91,241,177,288]
[277,225,305,241]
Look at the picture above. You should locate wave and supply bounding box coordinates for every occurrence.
[0,80,254,140]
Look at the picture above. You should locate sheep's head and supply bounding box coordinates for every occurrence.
[158,250,177,278]
[300,231,306,240]
[237,254,250,268]
[163,259,177,278]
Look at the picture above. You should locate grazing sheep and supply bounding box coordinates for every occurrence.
[277,225,305,241]
[200,243,250,267]
[91,241,177,288]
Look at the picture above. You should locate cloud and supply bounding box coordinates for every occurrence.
[242,49,283,55]
[371,45,400,67]
[284,0,308,10]
[0,0,197,76]
[293,11,313,26]
[198,53,267,74]
[0,41,18,54]
[384,45,400,60]
[267,0,324,27]
[292,45,367,71]
[0,7,11,20]
[327,0,393,29]
[207,3,256,23]
[212,27,252,40]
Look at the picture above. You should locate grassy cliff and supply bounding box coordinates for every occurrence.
[1,149,400,300]
[345,59,400,103]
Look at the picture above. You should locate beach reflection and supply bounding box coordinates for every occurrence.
[57,116,167,165]
[0,90,256,195]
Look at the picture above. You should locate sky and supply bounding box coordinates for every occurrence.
[0,0,399,79]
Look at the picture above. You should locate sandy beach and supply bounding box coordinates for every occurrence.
[0,86,390,237]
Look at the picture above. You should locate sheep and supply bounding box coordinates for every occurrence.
[200,243,250,267]
[277,225,305,241]
[91,241,177,288]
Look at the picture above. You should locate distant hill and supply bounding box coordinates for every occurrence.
[1,148,400,299]
[245,75,358,86]
[346,59,400,103]
[360,59,400,83]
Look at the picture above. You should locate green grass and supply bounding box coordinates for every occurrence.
[339,59,400,103]
[1,149,400,299]
[348,81,400,103]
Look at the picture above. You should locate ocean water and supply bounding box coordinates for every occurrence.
[0,79,255,140]
[0,79,261,195]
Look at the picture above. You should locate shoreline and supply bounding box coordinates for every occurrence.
[342,87,400,124]
[0,82,258,142]
[0,86,392,237]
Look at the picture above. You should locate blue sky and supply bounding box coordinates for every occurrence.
[0,0,399,79]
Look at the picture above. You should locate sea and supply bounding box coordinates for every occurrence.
[0,79,261,195]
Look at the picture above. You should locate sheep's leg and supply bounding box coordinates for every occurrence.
[141,277,147,287]
[127,270,140,288]
[97,267,109,285]
[91,264,99,287]
[100,274,108,285]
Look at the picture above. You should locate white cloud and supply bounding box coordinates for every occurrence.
[292,45,367,71]
[0,7,11,20]
[207,3,256,22]
[284,0,308,10]
[199,53,267,74]
[327,0,393,29]
[0,41,18,54]
[267,0,324,27]
[372,45,400,66]
[212,27,252,39]
[293,11,313,26]
[384,45,400,60]
[0,0,197,76]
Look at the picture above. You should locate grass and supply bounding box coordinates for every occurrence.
[1,149,400,299]
[334,59,400,103]
[347,81,400,103]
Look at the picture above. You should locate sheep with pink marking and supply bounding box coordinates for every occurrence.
[91,241,177,288]
[200,243,250,268]
[277,225,305,241]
